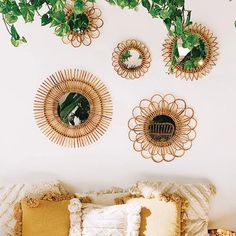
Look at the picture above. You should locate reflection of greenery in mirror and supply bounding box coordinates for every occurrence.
[58,93,90,126]
[148,115,176,142]
[120,49,143,70]
[68,13,89,32]
[172,33,207,70]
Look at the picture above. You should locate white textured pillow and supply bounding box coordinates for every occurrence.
[68,199,141,236]
[0,180,68,236]
[129,181,216,236]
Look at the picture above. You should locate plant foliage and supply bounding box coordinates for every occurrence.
[0,0,207,73]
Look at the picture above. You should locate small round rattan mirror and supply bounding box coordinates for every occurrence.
[128,94,197,163]
[112,39,151,80]
[34,69,112,147]
[57,1,103,48]
[162,23,219,81]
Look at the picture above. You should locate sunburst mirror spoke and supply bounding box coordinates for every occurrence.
[128,94,197,163]
[34,69,112,147]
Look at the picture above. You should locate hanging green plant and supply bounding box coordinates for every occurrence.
[0,0,194,48]
[0,0,208,71]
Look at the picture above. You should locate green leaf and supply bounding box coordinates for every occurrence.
[0,0,12,14]
[41,13,51,26]
[11,37,20,46]
[234,20,236,28]
[30,0,45,9]
[175,16,183,36]
[160,9,171,20]
[5,12,18,24]
[21,36,27,43]
[184,60,194,69]
[19,2,35,22]
[127,0,139,9]
[50,10,66,27]
[53,0,65,12]
[106,0,116,5]
[55,22,70,36]
[141,0,150,11]
[73,0,85,14]
[182,33,199,50]
[10,25,20,40]
[171,40,179,67]
[11,2,21,16]
[47,0,57,5]
[149,5,161,17]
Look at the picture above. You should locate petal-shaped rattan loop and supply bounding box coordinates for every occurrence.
[128,94,197,163]
[112,39,151,80]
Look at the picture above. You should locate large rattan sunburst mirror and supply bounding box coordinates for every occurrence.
[112,39,151,80]
[128,94,197,163]
[162,23,219,81]
[34,69,112,147]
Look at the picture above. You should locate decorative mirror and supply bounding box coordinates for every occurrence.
[57,1,103,48]
[128,94,197,163]
[34,69,112,147]
[112,39,151,80]
[162,23,219,81]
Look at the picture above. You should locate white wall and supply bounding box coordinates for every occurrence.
[0,0,236,231]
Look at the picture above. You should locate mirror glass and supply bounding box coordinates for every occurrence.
[58,92,90,126]
[120,48,143,70]
[68,13,89,33]
[148,115,176,142]
[176,34,207,70]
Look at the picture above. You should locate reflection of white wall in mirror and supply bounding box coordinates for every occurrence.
[122,49,142,69]
[177,39,190,63]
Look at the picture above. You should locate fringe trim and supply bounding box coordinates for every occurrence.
[13,202,22,236]
[78,186,127,196]
[13,192,74,236]
[160,192,189,235]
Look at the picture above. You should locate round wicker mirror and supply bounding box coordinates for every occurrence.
[34,69,112,147]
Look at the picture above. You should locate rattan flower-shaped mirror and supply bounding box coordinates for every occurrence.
[162,23,219,81]
[112,39,151,80]
[58,1,103,48]
[128,94,197,163]
[34,69,112,147]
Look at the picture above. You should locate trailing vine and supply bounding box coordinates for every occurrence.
[0,0,208,71]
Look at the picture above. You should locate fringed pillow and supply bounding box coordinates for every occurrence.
[14,192,74,236]
[129,181,216,236]
[0,180,69,236]
[115,192,188,236]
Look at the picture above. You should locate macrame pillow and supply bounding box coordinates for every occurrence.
[129,181,216,236]
[0,180,69,236]
[115,193,188,236]
[72,203,141,236]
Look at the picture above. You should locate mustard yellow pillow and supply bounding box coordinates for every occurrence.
[118,193,188,236]
[19,199,70,236]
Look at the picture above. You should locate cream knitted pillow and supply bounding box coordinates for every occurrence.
[129,181,216,236]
